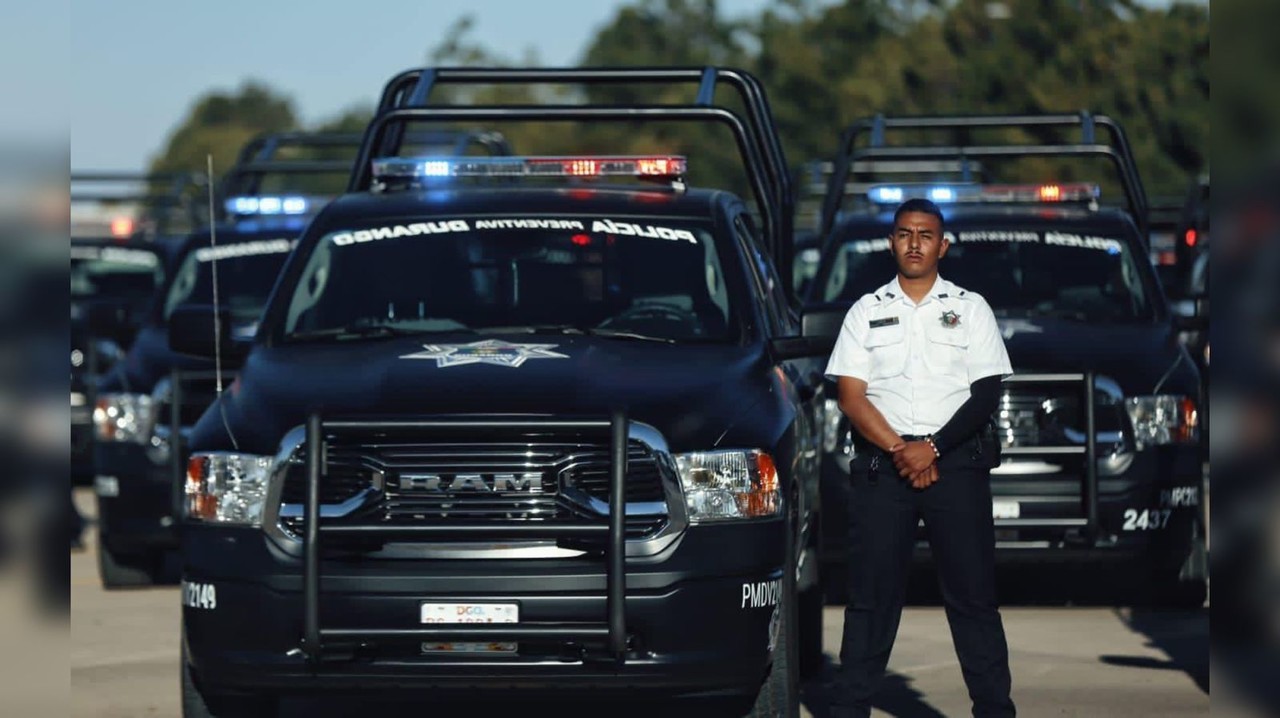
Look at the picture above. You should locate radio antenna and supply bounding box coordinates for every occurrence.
[206,154,239,450]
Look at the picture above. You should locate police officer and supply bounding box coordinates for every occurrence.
[825,198,1016,717]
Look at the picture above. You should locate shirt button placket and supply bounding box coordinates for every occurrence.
[909,303,920,433]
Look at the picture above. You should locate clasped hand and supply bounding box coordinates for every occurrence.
[890,440,939,490]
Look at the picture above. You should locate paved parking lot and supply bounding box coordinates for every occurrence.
[71,489,1208,717]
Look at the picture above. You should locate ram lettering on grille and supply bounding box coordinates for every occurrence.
[397,472,544,493]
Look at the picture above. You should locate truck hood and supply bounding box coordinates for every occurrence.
[997,317,1200,396]
[195,334,785,455]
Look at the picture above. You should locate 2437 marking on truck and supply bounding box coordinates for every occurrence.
[1122,508,1172,532]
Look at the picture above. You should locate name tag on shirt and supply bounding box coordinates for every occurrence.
[869,317,900,329]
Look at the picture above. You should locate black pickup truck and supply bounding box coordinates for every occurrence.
[175,67,828,718]
[808,113,1207,608]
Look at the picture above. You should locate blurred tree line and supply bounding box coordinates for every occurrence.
[149,0,1208,221]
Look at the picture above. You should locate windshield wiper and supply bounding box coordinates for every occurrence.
[584,328,676,343]
[995,307,1093,323]
[286,322,473,343]
[477,324,676,344]
[477,324,586,336]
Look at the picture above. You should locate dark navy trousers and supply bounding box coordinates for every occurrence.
[831,447,1016,718]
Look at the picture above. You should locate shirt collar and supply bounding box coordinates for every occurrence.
[881,275,952,306]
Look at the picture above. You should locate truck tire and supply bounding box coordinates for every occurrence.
[181,642,277,718]
[747,502,802,718]
[98,542,159,588]
[743,582,798,717]
[1147,519,1209,610]
[1148,572,1208,610]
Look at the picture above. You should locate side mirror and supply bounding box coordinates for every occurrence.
[801,302,850,340]
[168,305,250,359]
[768,303,850,361]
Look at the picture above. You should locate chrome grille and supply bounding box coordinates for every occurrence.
[278,439,669,539]
[997,382,1129,449]
[997,389,1054,447]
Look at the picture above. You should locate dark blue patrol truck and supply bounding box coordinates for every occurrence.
[807,113,1208,608]
[175,68,830,717]
[90,135,362,588]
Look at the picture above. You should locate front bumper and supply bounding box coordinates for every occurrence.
[182,520,786,701]
[819,444,1205,571]
[94,441,179,553]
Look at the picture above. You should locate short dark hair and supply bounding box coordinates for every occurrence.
[893,198,945,231]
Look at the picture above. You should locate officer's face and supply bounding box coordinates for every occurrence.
[889,211,948,279]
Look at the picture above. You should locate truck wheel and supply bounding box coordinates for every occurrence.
[1146,522,1209,610]
[98,542,159,588]
[181,643,277,718]
[797,580,825,679]
[1149,574,1208,610]
[743,582,797,717]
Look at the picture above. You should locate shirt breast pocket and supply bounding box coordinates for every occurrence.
[924,320,969,377]
[865,322,907,379]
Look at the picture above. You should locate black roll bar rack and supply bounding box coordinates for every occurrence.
[70,171,207,235]
[353,67,797,303]
[818,112,1151,245]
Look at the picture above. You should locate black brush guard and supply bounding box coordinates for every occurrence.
[996,372,1100,542]
[296,411,632,665]
[354,66,796,305]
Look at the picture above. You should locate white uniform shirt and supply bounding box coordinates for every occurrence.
[824,276,1012,436]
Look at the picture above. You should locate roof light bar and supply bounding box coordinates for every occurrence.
[866,182,1100,206]
[224,195,313,216]
[978,183,1100,203]
[371,155,688,182]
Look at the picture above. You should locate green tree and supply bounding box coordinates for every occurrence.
[149,81,298,178]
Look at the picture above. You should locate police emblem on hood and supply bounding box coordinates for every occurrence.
[399,339,569,368]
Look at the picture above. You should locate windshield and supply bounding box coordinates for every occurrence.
[70,245,162,303]
[821,227,1155,322]
[163,238,295,329]
[282,216,737,343]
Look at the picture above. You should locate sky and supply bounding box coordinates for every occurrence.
[66,0,1185,172]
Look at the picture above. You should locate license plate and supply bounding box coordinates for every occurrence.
[420,602,519,624]
[992,500,1021,519]
[421,641,517,654]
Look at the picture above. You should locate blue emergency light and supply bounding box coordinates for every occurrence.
[371,155,688,182]
[866,182,1100,206]
[224,195,312,216]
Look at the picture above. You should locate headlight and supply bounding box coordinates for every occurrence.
[674,450,780,522]
[185,452,273,526]
[93,393,155,443]
[1124,395,1198,450]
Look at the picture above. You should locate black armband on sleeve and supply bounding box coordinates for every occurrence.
[931,375,1003,455]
